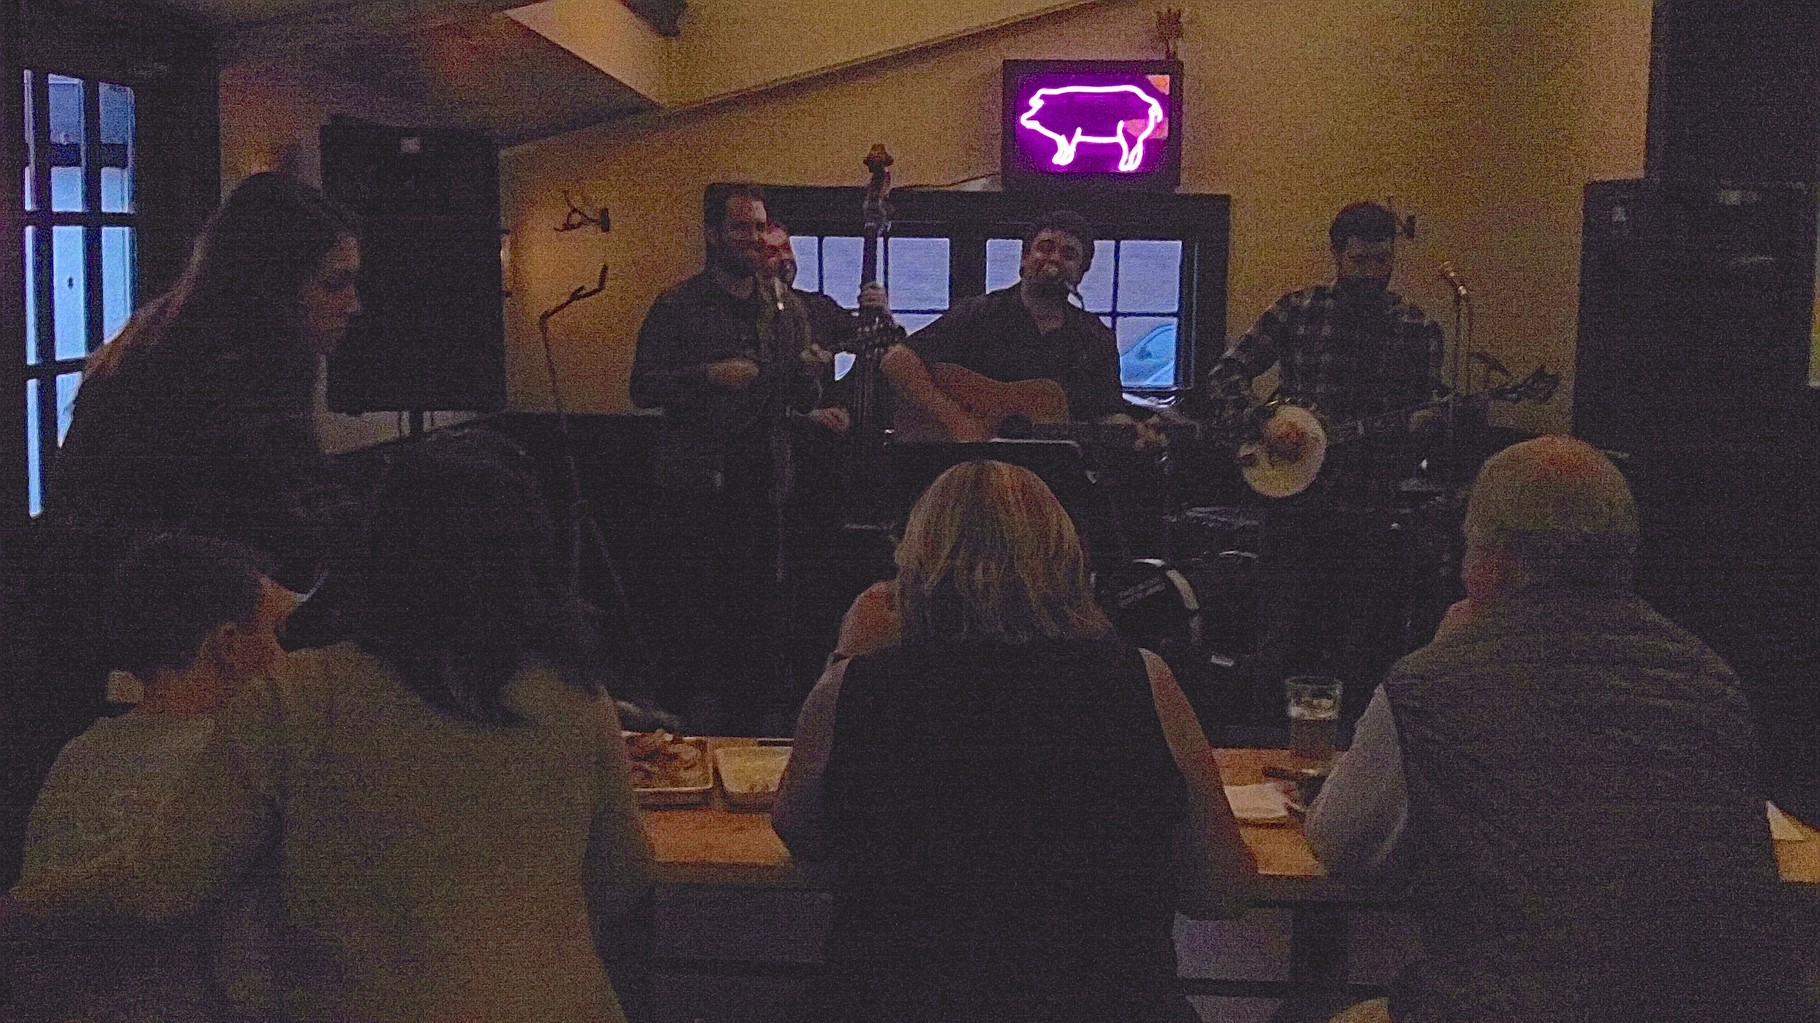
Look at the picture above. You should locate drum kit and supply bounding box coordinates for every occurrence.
[1090,396,1503,730]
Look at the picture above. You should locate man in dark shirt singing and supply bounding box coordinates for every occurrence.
[880,210,1132,440]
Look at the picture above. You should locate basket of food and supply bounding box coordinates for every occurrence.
[623,731,712,807]
[713,744,793,811]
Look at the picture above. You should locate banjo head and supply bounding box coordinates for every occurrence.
[1239,404,1329,498]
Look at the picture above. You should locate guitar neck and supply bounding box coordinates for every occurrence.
[1026,418,1207,448]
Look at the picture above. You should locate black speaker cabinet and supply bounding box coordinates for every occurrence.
[1572,178,1815,454]
[321,120,505,414]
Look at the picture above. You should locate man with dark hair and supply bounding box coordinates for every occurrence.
[10,533,294,1019]
[106,536,282,691]
[881,209,1132,441]
[1207,201,1443,426]
[1307,437,1812,1023]
[1204,202,1448,723]
[630,185,856,733]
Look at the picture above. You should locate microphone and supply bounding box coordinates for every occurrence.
[758,270,787,312]
[1437,261,1468,300]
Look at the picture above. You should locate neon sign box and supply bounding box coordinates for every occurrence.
[1002,59,1183,192]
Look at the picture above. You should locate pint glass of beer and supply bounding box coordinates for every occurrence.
[1284,675,1342,767]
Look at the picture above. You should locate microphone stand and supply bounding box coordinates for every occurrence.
[1436,262,1473,487]
[537,264,661,701]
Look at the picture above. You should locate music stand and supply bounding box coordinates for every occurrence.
[888,440,1129,568]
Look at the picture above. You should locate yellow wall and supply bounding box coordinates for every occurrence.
[505,0,1653,432]
[660,0,1117,108]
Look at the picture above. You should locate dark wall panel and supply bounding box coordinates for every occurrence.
[1645,0,1820,183]
[322,120,505,414]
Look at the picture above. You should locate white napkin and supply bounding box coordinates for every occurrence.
[1767,801,1808,841]
[1225,782,1293,825]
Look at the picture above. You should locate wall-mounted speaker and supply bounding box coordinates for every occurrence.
[321,119,505,414]
[1573,178,1815,454]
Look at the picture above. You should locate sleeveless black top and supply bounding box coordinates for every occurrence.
[822,637,1194,1023]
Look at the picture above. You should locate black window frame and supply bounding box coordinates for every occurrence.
[4,1,219,521]
[762,187,1230,399]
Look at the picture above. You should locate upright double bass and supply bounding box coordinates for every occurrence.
[840,145,906,526]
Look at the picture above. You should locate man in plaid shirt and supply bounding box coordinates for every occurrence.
[1207,202,1450,727]
[1206,202,1446,425]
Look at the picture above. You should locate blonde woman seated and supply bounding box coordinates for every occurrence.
[3,432,654,1022]
[773,460,1257,1023]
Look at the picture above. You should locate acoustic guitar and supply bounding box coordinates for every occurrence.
[893,361,1224,449]
[891,362,1071,443]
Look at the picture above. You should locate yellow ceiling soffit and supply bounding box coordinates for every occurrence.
[511,0,1117,114]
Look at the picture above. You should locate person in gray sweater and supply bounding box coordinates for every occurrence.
[1307,435,1812,1022]
[6,534,293,1022]
[3,431,654,1022]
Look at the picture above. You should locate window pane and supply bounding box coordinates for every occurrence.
[24,227,37,365]
[898,312,942,334]
[56,372,80,444]
[1077,240,1116,312]
[1117,317,1179,389]
[26,379,40,517]
[101,227,134,341]
[52,226,87,360]
[99,82,134,213]
[820,235,863,307]
[833,351,855,382]
[985,238,1021,292]
[789,236,819,293]
[48,75,85,213]
[22,71,34,212]
[1117,240,1182,313]
[885,236,949,312]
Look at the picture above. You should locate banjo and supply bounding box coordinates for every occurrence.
[1238,366,1560,498]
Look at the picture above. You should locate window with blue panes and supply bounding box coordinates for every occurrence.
[788,234,951,381]
[987,237,1184,390]
[20,70,135,515]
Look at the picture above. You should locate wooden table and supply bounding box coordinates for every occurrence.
[639,742,1820,1004]
[642,746,1328,886]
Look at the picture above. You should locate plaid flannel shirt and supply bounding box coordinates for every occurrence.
[1207,283,1446,422]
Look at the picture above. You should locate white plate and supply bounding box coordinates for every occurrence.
[624,732,712,807]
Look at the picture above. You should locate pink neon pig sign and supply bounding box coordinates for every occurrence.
[1018,83,1166,173]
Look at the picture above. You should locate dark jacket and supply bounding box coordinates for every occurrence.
[48,313,337,588]
[630,272,830,493]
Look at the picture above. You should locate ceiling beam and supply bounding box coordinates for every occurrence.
[620,0,683,37]
[221,0,547,61]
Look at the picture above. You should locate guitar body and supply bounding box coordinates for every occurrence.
[893,362,1071,442]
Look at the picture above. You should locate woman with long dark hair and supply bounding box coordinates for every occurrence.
[50,171,362,582]
[3,174,362,889]
[5,431,654,1022]
[774,460,1257,1023]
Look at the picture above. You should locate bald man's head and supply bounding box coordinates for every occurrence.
[1463,436,1639,593]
